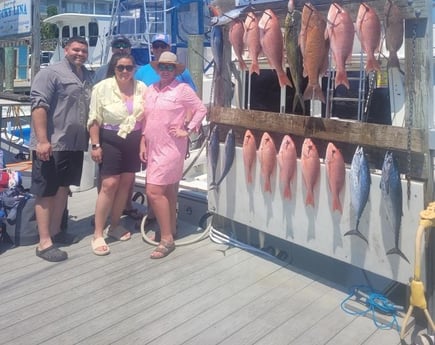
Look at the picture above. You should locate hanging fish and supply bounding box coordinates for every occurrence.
[242,129,257,184]
[301,138,320,206]
[284,0,306,114]
[384,0,404,69]
[210,25,224,76]
[259,9,293,88]
[325,142,345,213]
[277,135,297,200]
[355,2,381,73]
[213,129,236,190]
[209,6,248,26]
[258,132,277,193]
[345,146,371,243]
[229,19,247,71]
[300,3,329,103]
[208,126,220,189]
[243,12,262,76]
[325,3,354,89]
[380,151,409,263]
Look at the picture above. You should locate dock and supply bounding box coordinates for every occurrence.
[0,186,419,345]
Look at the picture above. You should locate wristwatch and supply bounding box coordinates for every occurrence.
[92,143,101,150]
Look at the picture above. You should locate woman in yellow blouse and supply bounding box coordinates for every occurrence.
[88,53,147,255]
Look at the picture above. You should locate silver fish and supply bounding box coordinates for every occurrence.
[210,6,248,26]
[213,129,236,190]
[345,146,371,243]
[210,25,223,75]
[208,126,220,188]
[284,0,305,114]
[380,151,409,263]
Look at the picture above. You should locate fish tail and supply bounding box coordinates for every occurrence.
[387,54,400,69]
[264,179,272,193]
[292,93,306,115]
[386,247,410,263]
[239,60,248,71]
[247,172,253,184]
[343,229,368,244]
[365,57,381,73]
[332,198,343,214]
[283,185,291,200]
[305,192,315,207]
[250,62,260,76]
[303,84,325,103]
[334,71,350,90]
[278,71,293,88]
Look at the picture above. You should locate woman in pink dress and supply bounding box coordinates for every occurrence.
[140,52,207,259]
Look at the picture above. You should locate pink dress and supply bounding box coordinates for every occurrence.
[143,80,207,185]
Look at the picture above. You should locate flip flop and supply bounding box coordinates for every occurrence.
[91,237,110,256]
[105,225,131,241]
[122,208,144,220]
[36,245,68,262]
[150,240,175,259]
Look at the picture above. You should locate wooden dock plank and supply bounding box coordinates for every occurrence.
[194,280,333,345]
[1,242,248,344]
[0,187,418,345]
[149,270,312,345]
[80,255,286,345]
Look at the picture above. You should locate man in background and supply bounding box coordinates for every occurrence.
[93,36,132,84]
[135,33,197,91]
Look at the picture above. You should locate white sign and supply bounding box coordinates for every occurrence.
[0,0,31,38]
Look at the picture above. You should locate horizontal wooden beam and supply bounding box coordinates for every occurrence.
[210,106,426,154]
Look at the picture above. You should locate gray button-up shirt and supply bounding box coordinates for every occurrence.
[29,58,93,151]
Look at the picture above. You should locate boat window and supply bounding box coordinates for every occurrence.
[61,25,70,48]
[89,22,98,47]
[72,27,78,37]
[79,26,85,37]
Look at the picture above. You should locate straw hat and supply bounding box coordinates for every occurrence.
[150,51,185,75]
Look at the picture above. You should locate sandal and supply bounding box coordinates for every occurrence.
[122,208,144,220]
[106,225,131,241]
[91,237,110,256]
[36,245,68,262]
[150,240,175,259]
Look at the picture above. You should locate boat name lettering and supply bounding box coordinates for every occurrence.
[0,4,27,19]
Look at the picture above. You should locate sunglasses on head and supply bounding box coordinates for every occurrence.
[152,42,168,49]
[158,64,175,72]
[115,64,134,72]
[113,43,130,49]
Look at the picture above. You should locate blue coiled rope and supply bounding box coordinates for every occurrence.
[340,285,404,331]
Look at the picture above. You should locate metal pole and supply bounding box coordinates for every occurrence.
[31,0,41,81]
[187,34,203,99]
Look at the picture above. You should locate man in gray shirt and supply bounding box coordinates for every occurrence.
[30,36,94,262]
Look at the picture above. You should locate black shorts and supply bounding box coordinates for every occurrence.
[30,151,84,197]
[99,128,141,176]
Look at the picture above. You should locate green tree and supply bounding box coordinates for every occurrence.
[40,6,58,40]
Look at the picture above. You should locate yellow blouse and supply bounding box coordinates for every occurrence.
[88,77,147,138]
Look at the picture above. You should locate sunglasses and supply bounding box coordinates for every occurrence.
[115,65,134,72]
[158,64,175,72]
[112,43,130,49]
[152,42,168,49]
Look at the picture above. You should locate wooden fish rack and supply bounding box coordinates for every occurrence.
[211,0,433,198]
[207,0,435,300]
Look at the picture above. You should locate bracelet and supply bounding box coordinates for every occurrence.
[92,143,101,150]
